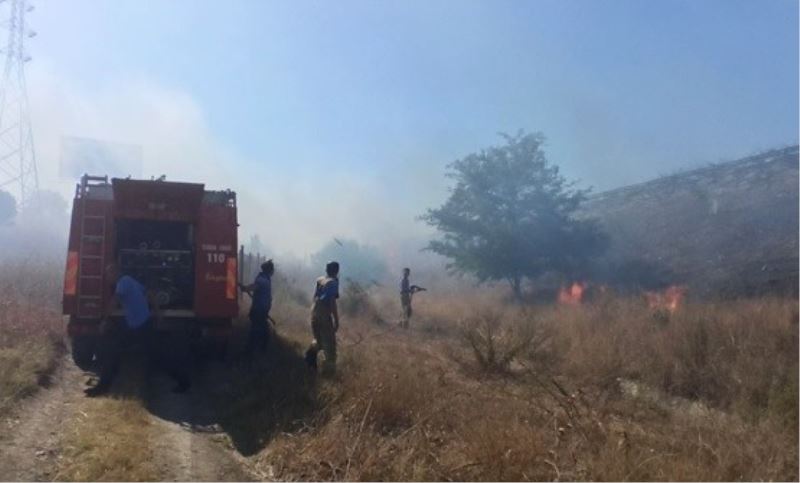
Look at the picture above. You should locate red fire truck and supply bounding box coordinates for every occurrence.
[62,174,239,367]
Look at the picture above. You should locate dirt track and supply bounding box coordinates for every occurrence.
[0,355,82,481]
[0,355,266,482]
[145,364,264,482]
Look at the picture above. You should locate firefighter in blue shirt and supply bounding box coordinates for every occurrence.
[86,263,190,397]
[240,260,275,358]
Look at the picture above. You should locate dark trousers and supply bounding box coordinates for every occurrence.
[97,318,190,389]
[245,309,271,356]
[401,294,412,329]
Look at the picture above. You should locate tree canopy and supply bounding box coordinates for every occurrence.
[421,131,607,298]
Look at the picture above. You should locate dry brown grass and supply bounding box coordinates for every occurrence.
[232,285,798,481]
[454,306,555,375]
[0,259,64,415]
[548,296,799,425]
[55,365,159,482]
[0,258,165,482]
[7,253,792,481]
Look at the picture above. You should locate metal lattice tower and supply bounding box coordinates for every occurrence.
[0,0,36,208]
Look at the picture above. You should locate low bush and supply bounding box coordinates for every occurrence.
[340,279,383,324]
[456,307,554,375]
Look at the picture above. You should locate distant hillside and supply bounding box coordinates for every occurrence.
[584,146,799,297]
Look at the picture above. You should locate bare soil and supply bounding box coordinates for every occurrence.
[0,354,83,481]
[0,354,265,482]
[144,364,262,482]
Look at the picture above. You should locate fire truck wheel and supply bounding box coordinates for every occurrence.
[71,335,97,370]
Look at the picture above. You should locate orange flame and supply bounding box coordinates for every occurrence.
[558,282,586,305]
[645,285,687,313]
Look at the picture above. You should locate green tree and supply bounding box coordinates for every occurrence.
[421,131,607,299]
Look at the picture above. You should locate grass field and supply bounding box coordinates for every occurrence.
[0,259,64,416]
[55,366,159,482]
[222,281,799,481]
[1,262,797,481]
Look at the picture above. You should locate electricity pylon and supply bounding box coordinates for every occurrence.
[0,0,37,209]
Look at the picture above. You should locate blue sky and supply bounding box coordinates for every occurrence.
[23,0,800,256]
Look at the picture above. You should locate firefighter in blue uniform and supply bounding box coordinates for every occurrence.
[85,263,190,397]
[240,259,275,358]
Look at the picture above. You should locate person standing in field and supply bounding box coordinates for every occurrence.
[400,267,426,329]
[239,259,274,358]
[85,263,190,397]
[305,261,340,374]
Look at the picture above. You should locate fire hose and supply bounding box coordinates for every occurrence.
[237,283,278,326]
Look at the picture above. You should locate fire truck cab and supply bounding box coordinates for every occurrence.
[62,174,239,367]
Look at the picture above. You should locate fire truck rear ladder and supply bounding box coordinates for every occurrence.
[76,175,109,318]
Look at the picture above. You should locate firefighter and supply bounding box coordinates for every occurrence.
[305,261,340,373]
[239,259,275,358]
[400,267,426,329]
[85,264,191,397]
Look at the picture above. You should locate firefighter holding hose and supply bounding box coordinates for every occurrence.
[239,259,275,359]
[400,267,426,329]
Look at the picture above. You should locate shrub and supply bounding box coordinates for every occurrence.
[340,279,383,323]
[457,308,547,374]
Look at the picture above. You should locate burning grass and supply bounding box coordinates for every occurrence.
[549,296,799,424]
[4,256,794,480]
[236,284,798,481]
